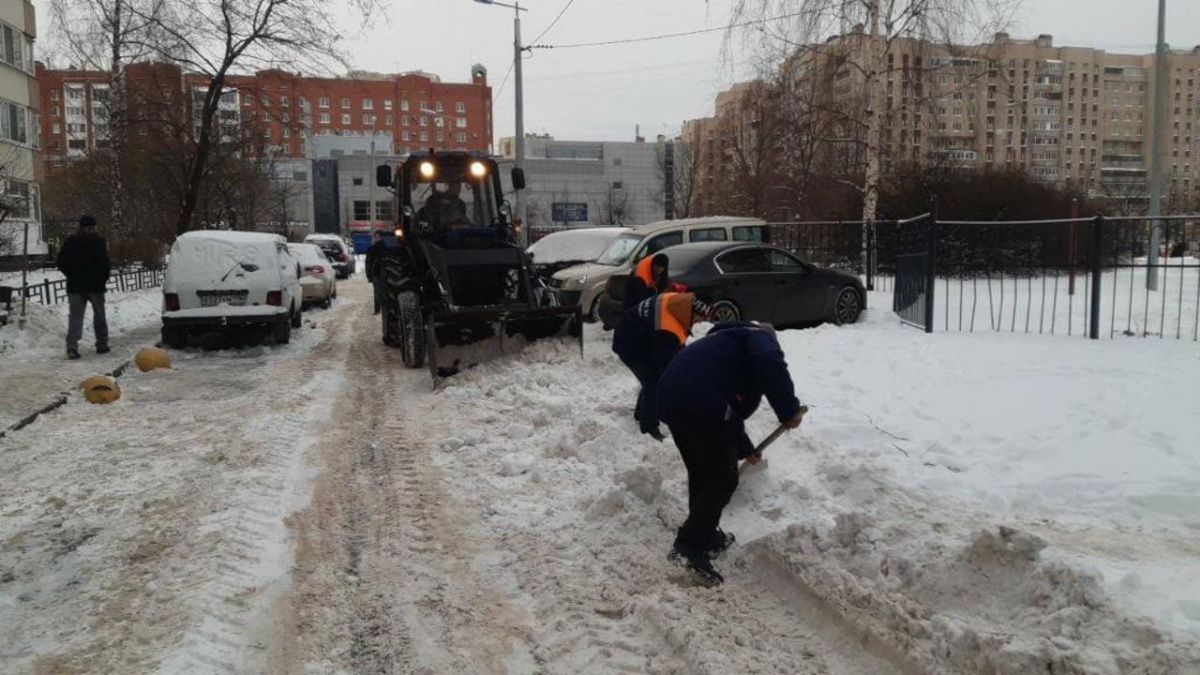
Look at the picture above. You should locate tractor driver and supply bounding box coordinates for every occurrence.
[418,182,469,231]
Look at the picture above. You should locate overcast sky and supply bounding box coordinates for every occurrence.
[40,1,1200,146]
[332,0,1198,146]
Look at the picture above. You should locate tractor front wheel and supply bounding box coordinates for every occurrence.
[397,291,427,368]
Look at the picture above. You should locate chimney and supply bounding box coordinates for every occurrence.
[635,124,645,143]
[994,32,1009,43]
[1035,34,1053,48]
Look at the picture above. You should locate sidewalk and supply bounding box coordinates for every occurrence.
[0,290,162,431]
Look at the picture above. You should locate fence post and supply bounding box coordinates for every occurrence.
[41,278,50,305]
[866,220,876,291]
[924,199,939,334]
[1068,198,1079,295]
[1089,215,1104,340]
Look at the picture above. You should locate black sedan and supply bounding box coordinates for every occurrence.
[662,242,866,326]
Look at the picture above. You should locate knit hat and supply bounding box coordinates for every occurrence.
[79,214,97,228]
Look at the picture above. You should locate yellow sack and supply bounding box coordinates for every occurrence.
[135,347,172,373]
[81,375,121,405]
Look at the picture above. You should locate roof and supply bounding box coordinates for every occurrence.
[631,216,766,235]
[177,230,285,245]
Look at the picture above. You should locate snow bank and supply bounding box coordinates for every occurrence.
[431,297,1200,672]
[0,288,161,357]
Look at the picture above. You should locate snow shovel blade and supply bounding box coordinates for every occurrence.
[427,305,583,383]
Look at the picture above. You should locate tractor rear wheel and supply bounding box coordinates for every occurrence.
[397,291,426,368]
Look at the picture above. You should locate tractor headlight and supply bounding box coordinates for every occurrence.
[419,161,436,179]
[469,161,488,178]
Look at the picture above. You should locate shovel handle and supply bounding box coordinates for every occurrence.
[753,405,809,454]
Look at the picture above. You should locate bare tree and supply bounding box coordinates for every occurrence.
[51,0,166,242]
[133,0,380,234]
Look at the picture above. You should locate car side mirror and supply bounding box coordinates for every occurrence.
[511,167,527,191]
[376,165,393,188]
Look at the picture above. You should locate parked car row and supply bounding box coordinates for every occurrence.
[534,216,866,330]
[160,231,347,349]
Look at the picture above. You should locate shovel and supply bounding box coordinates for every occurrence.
[739,405,809,476]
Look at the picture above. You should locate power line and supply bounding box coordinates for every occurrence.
[529,10,807,50]
[530,0,580,46]
[495,60,516,100]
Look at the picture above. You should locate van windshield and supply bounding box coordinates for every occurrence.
[595,234,642,266]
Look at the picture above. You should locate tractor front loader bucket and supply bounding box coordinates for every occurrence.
[427,305,583,384]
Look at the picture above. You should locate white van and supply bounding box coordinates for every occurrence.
[161,231,303,347]
[550,217,768,320]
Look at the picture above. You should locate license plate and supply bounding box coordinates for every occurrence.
[200,292,247,307]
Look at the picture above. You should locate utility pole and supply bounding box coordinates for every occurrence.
[1147,0,1167,290]
[474,0,529,246]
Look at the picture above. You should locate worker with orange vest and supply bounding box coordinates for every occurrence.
[612,291,711,440]
[623,253,670,311]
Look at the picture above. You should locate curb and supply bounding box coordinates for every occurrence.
[0,359,133,441]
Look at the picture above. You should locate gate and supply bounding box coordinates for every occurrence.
[891,212,936,332]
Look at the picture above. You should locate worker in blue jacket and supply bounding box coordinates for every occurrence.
[656,322,805,586]
[612,292,711,440]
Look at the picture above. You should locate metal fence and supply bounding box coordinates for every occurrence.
[893,213,1200,341]
[766,220,900,292]
[2,266,165,307]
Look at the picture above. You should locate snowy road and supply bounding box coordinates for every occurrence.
[4,279,1198,674]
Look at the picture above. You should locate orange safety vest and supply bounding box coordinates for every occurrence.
[654,292,694,345]
[634,255,659,290]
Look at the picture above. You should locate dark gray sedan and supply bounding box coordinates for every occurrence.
[601,242,866,328]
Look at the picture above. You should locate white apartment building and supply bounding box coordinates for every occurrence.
[0,0,43,258]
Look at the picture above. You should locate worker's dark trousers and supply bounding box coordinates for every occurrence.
[616,352,659,433]
[371,280,385,313]
[662,415,737,554]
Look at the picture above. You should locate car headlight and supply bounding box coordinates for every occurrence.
[575,275,588,288]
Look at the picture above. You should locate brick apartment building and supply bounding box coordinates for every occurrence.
[36,62,493,162]
[684,32,1200,215]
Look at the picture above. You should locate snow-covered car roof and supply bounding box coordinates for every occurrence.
[287,242,328,262]
[305,234,347,243]
[632,216,766,235]
[177,230,287,245]
[527,227,630,265]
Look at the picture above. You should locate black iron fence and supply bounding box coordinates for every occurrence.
[766,220,900,292]
[1,266,165,308]
[892,213,1200,341]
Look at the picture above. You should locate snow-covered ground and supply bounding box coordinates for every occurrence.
[2,279,1197,673]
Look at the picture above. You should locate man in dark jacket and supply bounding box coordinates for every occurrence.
[612,292,710,440]
[656,322,805,586]
[365,229,387,314]
[56,214,111,359]
[622,253,669,311]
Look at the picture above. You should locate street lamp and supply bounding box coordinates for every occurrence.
[473,0,529,246]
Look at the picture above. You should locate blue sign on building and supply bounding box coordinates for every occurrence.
[552,202,589,222]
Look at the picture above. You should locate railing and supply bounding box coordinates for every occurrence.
[2,266,166,308]
[893,213,1200,341]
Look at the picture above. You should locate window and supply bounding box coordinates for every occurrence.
[770,250,807,272]
[319,112,330,124]
[402,115,412,126]
[455,132,467,143]
[385,114,393,126]
[436,131,444,142]
[282,128,290,139]
[402,131,411,141]
[642,232,683,258]
[363,99,373,110]
[456,102,466,113]
[376,200,394,220]
[420,131,429,142]
[1,24,30,71]
[435,101,444,112]
[363,114,376,125]
[383,99,393,111]
[319,97,330,109]
[341,97,351,109]
[401,100,410,111]
[52,122,60,134]
[0,100,33,144]
[688,227,728,242]
[716,248,770,273]
[68,139,86,150]
[341,113,351,125]
[51,106,59,117]
[353,200,371,220]
[353,177,364,186]
[51,90,59,101]
[455,117,468,128]
[280,95,289,107]
[612,181,623,190]
[419,117,428,127]
[2,179,35,219]
[732,225,767,242]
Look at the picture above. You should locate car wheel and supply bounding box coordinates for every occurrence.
[710,300,741,323]
[272,320,292,345]
[588,293,608,323]
[290,304,302,328]
[397,291,426,368]
[832,286,863,325]
[162,326,188,350]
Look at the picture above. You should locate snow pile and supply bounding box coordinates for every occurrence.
[0,288,161,357]
[427,297,1200,672]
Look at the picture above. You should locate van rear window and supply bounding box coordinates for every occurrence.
[689,227,728,242]
[733,226,767,242]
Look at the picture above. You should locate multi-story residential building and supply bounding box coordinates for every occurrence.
[497,133,668,228]
[685,32,1200,214]
[0,0,43,258]
[681,81,767,217]
[36,63,493,162]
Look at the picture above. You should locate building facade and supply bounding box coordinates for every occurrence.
[498,134,668,228]
[0,0,43,258]
[685,33,1200,214]
[36,63,493,162]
